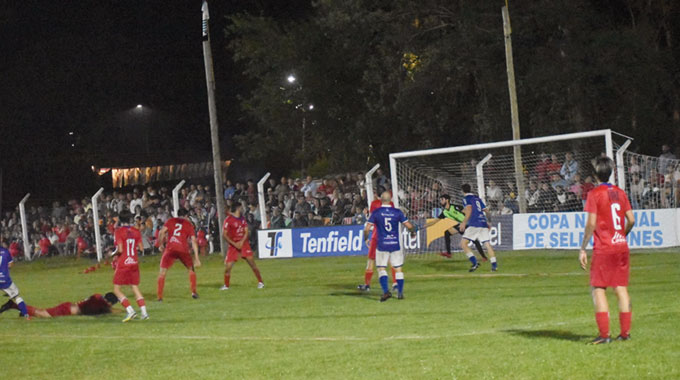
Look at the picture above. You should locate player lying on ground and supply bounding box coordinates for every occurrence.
[157,208,201,300]
[358,196,398,292]
[0,243,30,319]
[364,192,417,302]
[422,194,487,260]
[459,184,498,272]
[0,292,120,318]
[579,156,635,345]
[221,202,264,290]
[112,211,149,322]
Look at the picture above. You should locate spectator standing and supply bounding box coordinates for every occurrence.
[560,152,579,183]
[658,144,676,174]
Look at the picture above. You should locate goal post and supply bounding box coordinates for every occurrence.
[389,129,621,255]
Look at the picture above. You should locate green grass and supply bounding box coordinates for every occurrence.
[2,249,679,379]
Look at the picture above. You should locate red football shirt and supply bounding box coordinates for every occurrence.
[78,294,112,315]
[163,217,196,252]
[114,226,142,268]
[223,215,248,247]
[584,183,632,254]
[370,199,394,213]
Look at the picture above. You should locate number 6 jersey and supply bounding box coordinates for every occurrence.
[584,183,632,253]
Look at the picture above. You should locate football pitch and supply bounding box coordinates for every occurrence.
[2,250,678,380]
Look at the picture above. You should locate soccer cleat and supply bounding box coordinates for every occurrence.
[157,298,163,302]
[257,282,265,289]
[140,314,150,320]
[122,311,137,323]
[616,334,631,341]
[491,263,498,272]
[380,292,392,302]
[469,262,480,272]
[0,300,13,314]
[191,293,200,299]
[219,285,229,291]
[357,284,370,292]
[588,336,612,345]
[439,252,452,258]
[392,283,399,291]
[397,293,404,300]
[22,315,31,321]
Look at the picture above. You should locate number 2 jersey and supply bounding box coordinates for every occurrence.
[367,206,408,252]
[163,217,196,253]
[113,226,142,269]
[584,183,632,254]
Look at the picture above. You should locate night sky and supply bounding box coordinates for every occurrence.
[1,1,311,209]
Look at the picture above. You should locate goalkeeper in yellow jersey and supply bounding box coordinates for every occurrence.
[424,194,487,260]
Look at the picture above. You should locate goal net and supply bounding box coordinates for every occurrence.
[388,129,622,256]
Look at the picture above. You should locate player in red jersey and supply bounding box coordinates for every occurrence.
[1,293,120,318]
[579,157,635,344]
[220,202,264,290]
[157,208,201,300]
[357,197,397,292]
[112,211,148,322]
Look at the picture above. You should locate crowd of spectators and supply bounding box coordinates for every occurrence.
[1,146,677,260]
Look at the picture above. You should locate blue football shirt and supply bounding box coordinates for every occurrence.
[368,206,408,252]
[463,194,489,228]
[0,248,13,289]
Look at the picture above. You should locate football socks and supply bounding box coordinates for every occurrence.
[595,312,609,339]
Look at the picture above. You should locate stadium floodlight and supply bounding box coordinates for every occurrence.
[136,104,143,109]
[287,74,296,83]
[308,104,314,110]
[257,172,271,229]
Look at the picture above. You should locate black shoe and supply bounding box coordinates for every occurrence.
[357,284,370,292]
[0,300,14,314]
[588,336,612,345]
[469,263,480,272]
[191,293,199,299]
[157,298,163,302]
[616,334,631,341]
[397,293,404,300]
[380,292,392,302]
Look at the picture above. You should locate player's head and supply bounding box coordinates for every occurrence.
[461,184,472,193]
[177,208,189,218]
[594,156,614,183]
[104,292,119,305]
[118,210,133,224]
[380,191,392,204]
[439,194,450,206]
[230,202,243,214]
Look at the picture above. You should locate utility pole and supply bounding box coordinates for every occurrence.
[202,1,226,255]
[502,3,526,213]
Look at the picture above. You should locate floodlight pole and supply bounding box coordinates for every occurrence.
[19,193,31,261]
[172,180,186,217]
[257,173,271,230]
[365,164,380,205]
[616,140,632,191]
[202,0,226,255]
[476,154,493,202]
[92,188,104,262]
[502,5,526,214]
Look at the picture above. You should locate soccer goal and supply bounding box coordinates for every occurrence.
[389,129,627,255]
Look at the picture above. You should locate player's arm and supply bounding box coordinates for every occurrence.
[403,220,418,237]
[579,212,597,270]
[190,235,201,267]
[483,208,492,227]
[363,222,373,245]
[460,205,472,231]
[137,239,144,255]
[624,210,635,236]
[222,228,242,249]
[157,226,168,250]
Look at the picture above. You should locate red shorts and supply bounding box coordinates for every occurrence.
[368,230,378,260]
[46,302,74,317]
[161,248,193,269]
[590,250,630,288]
[226,242,254,263]
[113,266,140,286]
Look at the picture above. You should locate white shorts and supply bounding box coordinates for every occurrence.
[462,226,490,243]
[376,249,404,268]
[1,283,20,299]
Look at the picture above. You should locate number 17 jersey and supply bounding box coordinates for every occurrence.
[114,226,142,268]
[368,206,408,252]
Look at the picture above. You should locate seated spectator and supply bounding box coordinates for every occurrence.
[294,194,312,216]
[291,212,308,228]
[536,182,557,212]
[581,175,595,205]
[569,174,583,198]
[534,153,551,182]
[486,180,503,212]
[301,176,318,197]
[270,207,285,228]
[560,152,579,183]
[550,172,569,190]
[307,212,324,227]
[628,173,645,209]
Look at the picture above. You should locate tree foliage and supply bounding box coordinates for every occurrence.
[225,0,680,173]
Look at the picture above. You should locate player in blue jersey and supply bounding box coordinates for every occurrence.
[0,242,30,319]
[363,192,417,302]
[458,184,498,272]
